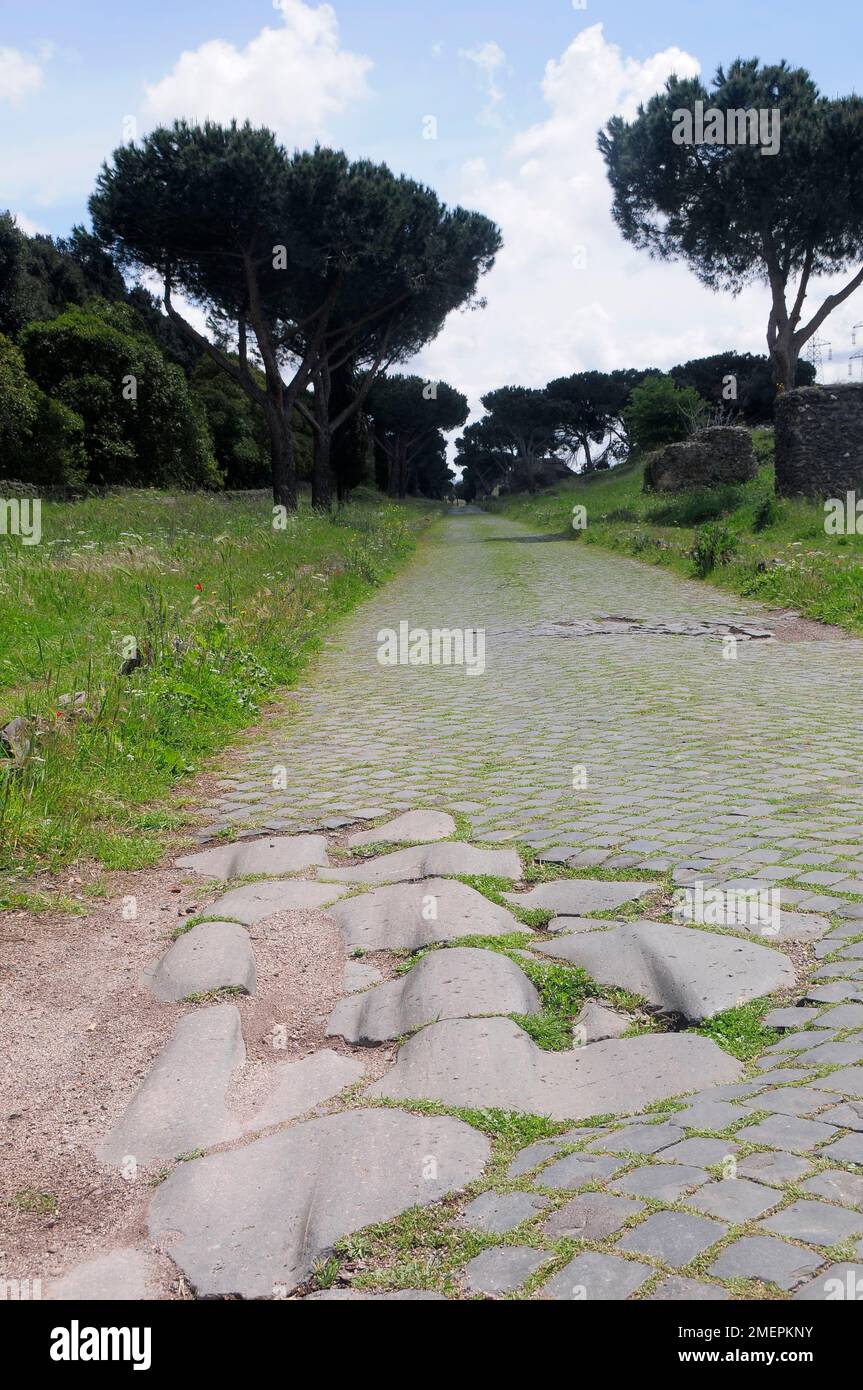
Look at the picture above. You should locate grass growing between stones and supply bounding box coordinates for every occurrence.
[693,998,780,1060]
[489,450,863,634]
[0,489,432,901]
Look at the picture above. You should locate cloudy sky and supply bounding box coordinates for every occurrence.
[3,0,863,420]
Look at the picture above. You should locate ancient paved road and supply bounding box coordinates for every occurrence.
[212,510,863,858]
[66,510,863,1302]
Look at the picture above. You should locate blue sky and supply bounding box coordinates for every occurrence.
[2,1,862,408]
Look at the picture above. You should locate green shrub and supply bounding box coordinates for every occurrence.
[21,302,222,489]
[689,521,738,577]
[625,374,704,452]
[0,332,87,487]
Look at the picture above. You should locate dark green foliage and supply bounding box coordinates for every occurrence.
[669,352,816,425]
[625,374,703,452]
[599,60,863,388]
[0,332,87,487]
[21,302,221,488]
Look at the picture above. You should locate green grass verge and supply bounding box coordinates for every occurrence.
[488,440,863,633]
[0,489,434,890]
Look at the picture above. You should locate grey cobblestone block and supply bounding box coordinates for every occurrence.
[708,1236,824,1290]
[541,1251,653,1300]
[617,1210,727,1266]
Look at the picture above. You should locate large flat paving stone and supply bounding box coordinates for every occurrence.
[612,1165,708,1202]
[648,1275,729,1301]
[99,1005,244,1168]
[142,921,255,1001]
[347,810,455,847]
[176,834,328,878]
[503,879,652,915]
[708,1236,824,1290]
[687,1178,780,1223]
[327,878,524,951]
[759,1199,863,1246]
[464,1246,551,1295]
[736,1113,839,1154]
[367,1017,741,1120]
[319,842,521,884]
[617,1210,726,1266]
[46,1248,158,1301]
[203,879,349,926]
[793,1263,863,1300]
[533,919,793,1023]
[540,1192,643,1241]
[541,1251,653,1300]
[459,1191,551,1234]
[326,947,540,1043]
[246,1050,366,1132]
[149,1109,489,1298]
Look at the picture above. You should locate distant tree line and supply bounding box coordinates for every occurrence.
[455,354,815,499]
[0,121,501,503]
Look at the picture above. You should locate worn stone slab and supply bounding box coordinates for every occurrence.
[149,1109,489,1298]
[793,1263,863,1300]
[687,1178,780,1223]
[460,1191,551,1234]
[740,1086,835,1118]
[820,1100,863,1130]
[802,1169,863,1208]
[343,960,383,992]
[326,947,540,1043]
[541,1251,653,1300]
[464,1246,551,1295]
[816,1003,863,1030]
[533,919,793,1023]
[142,921,255,1002]
[737,1114,839,1154]
[327,878,524,951]
[824,1133,863,1165]
[547,915,618,935]
[572,999,631,1044]
[740,911,831,944]
[538,1152,626,1189]
[99,1005,244,1167]
[176,834,328,878]
[46,1248,157,1301]
[763,1007,821,1030]
[617,1210,726,1266]
[504,880,652,915]
[735,1151,813,1188]
[368,1017,741,1120]
[820,1067,863,1098]
[648,1276,729,1301]
[540,1192,643,1241]
[588,1121,685,1155]
[319,842,521,884]
[659,1137,740,1166]
[204,879,349,926]
[347,810,455,847]
[708,1236,823,1290]
[612,1164,708,1202]
[670,1099,746,1131]
[759,1199,863,1246]
[246,1050,365,1132]
[505,1132,598,1179]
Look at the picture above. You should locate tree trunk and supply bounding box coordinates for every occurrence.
[397,437,408,499]
[311,372,334,511]
[265,399,296,510]
[769,332,799,394]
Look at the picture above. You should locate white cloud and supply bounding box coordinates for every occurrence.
[144,0,371,138]
[458,41,507,124]
[12,210,48,236]
[0,46,43,105]
[414,23,798,423]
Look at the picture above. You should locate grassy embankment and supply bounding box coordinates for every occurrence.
[489,431,863,633]
[0,488,434,905]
